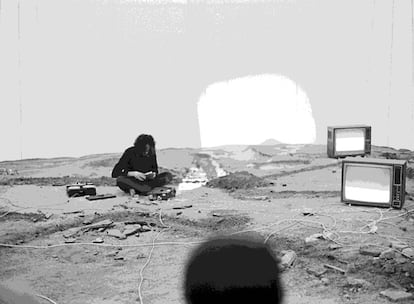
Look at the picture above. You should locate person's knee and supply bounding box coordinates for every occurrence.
[184,235,283,304]
[116,176,134,192]
[163,172,173,183]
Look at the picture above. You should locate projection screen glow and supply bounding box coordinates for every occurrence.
[344,164,392,203]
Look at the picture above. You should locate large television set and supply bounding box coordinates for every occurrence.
[327,125,371,158]
[341,157,407,209]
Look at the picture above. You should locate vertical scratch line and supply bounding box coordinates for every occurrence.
[387,0,395,147]
[18,0,23,159]
[411,0,414,122]
[367,0,376,83]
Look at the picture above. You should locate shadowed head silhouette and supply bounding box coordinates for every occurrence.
[184,236,283,304]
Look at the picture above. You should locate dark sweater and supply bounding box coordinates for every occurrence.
[111,147,159,178]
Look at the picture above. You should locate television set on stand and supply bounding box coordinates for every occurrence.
[341,157,407,209]
[327,125,371,158]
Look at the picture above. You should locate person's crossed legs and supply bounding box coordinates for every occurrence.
[116,172,173,195]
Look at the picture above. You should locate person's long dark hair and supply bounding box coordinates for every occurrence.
[134,134,156,156]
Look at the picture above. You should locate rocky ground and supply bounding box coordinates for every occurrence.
[0,144,413,304]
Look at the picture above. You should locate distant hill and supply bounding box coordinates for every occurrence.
[260,138,283,145]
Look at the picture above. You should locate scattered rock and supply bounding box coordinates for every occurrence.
[402,248,414,259]
[106,229,127,240]
[382,263,396,274]
[212,213,221,217]
[305,233,324,244]
[280,250,297,269]
[124,226,141,236]
[92,237,104,244]
[251,196,269,201]
[113,222,126,233]
[391,241,409,251]
[83,219,93,225]
[346,263,357,274]
[346,277,372,288]
[82,219,114,232]
[359,245,382,257]
[93,251,99,256]
[172,205,193,210]
[329,244,342,250]
[343,293,351,299]
[106,251,118,257]
[114,256,124,261]
[64,210,83,215]
[322,232,334,240]
[380,248,396,260]
[64,238,76,243]
[306,265,327,277]
[302,209,314,216]
[45,213,53,219]
[324,264,346,274]
[124,220,148,226]
[395,256,407,264]
[63,228,80,239]
[389,281,407,291]
[380,289,413,302]
[140,225,151,232]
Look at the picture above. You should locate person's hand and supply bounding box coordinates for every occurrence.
[145,171,156,180]
[129,171,146,181]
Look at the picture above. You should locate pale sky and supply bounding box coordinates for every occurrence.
[0,0,413,161]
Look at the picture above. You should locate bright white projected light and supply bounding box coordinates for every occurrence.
[344,165,391,203]
[197,75,316,147]
[335,129,365,152]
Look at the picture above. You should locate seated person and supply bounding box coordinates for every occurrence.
[111,134,172,195]
[184,235,284,304]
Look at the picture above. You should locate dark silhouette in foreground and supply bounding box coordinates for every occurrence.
[184,236,284,304]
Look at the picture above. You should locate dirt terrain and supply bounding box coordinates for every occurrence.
[0,144,413,304]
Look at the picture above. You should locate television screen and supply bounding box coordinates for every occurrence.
[335,128,365,152]
[343,164,392,203]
